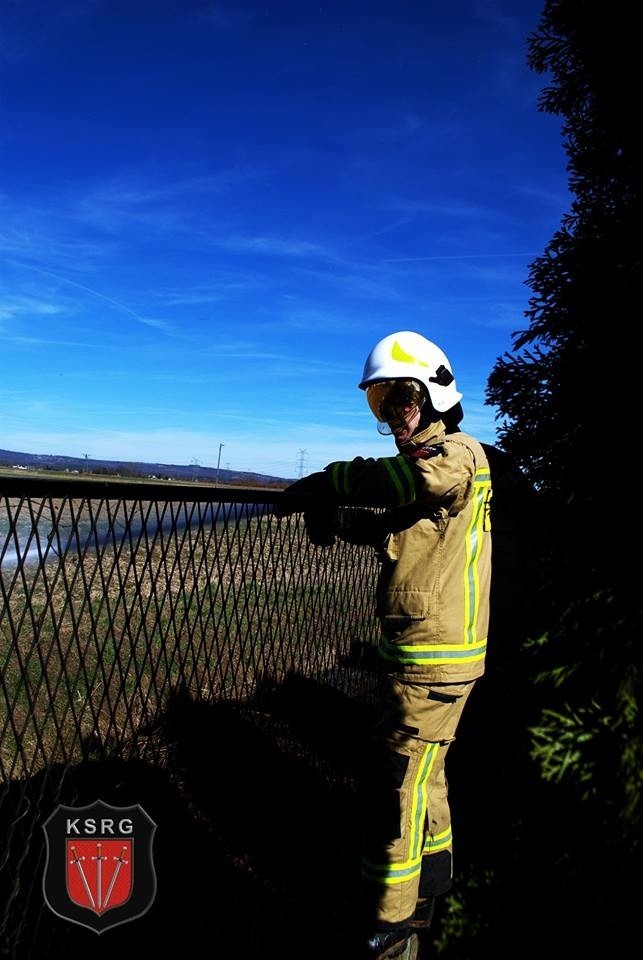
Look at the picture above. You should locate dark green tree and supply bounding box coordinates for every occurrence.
[490,0,638,940]
[488,0,641,838]
[435,2,641,955]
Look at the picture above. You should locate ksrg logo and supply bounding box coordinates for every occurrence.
[42,800,156,934]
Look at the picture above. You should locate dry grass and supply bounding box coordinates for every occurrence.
[1,500,374,783]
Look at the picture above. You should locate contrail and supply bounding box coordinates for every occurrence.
[4,256,151,325]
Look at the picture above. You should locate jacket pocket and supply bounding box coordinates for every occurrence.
[381,588,429,621]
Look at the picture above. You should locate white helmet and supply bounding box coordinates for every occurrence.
[358,331,462,413]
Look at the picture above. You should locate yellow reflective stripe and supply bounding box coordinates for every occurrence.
[361,743,438,886]
[423,826,452,854]
[381,458,405,503]
[380,457,411,505]
[410,743,438,861]
[361,858,422,884]
[379,637,487,665]
[394,456,416,502]
[463,468,491,645]
[330,461,349,494]
[380,456,415,505]
[329,457,414,504]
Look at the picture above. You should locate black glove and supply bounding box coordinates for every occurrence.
[272,471,333,519]
[336,507,389,548]
[303,504,339,547]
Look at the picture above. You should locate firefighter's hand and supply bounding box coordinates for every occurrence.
[303,505,339,547]
[272,472,332,519]
[336,508,388,548]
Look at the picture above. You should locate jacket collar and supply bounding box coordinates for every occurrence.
[396,419,446,455]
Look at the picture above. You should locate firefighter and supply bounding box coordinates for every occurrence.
[280,331,493,959]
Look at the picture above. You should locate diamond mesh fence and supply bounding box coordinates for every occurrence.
[0,476,382,959]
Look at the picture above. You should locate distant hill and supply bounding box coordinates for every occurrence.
[0,448,295,488]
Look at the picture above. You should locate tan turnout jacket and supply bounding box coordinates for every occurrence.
[322,422,493,682]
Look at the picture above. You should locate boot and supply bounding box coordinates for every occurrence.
[365,925,414,959]
[408,899,435,958]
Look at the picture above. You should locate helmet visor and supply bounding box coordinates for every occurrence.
[365,379,426,424]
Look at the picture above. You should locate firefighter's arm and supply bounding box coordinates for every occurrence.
[274,454,423,547]
[323,455,420,507]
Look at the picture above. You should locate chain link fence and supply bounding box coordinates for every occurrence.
[1,476,382,959]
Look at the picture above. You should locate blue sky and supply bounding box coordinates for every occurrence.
[0,0,568,479]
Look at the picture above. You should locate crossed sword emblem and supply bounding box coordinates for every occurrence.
[69,843,129,910]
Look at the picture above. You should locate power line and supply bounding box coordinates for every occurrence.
[296,449,307,478]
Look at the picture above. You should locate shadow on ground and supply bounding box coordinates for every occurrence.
[0,673,381,960]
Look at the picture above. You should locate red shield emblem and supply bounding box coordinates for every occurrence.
[42,800,156,934]
[66,839,133,913]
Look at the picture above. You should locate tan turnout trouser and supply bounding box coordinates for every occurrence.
[361,677,475,925]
